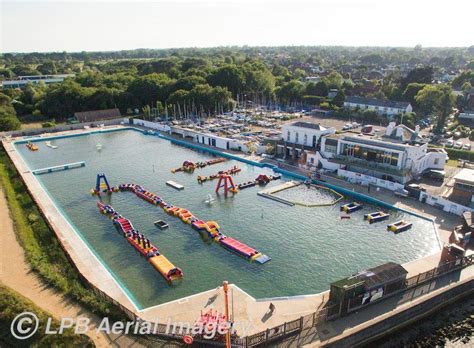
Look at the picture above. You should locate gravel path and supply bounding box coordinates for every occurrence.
[0,187,144,347]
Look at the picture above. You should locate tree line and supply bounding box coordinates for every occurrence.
[0,46,472,131]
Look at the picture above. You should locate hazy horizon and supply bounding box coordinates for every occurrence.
[1,0,474,54]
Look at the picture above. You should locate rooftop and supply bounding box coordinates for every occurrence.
[453,168,474,184]
[345,96,410,109]
[287,121,325,130]
[332,262,408,290]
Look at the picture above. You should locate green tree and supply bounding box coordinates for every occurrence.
[324,71,344,89]
[0,92,21,131]
[207,65,245,96]
[305,81,328,97]
[415,84,454,133]
[332,90,345,107]
[402,83,426,107]
[276,80,304,104]
[402,65,433,87]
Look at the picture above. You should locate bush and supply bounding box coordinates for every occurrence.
[42,120,56,128]
[0,284,92,346]
[443,147,474,161]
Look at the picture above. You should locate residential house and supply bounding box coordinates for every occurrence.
[344,96,412,116]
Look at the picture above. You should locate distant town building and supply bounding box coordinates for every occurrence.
[313,122,447,184]
[304,76,322,83]
[328,89,338,99]
[74,108,122,123]
[458,110,474,122]
[344,96,412,116]
[0,74,75,89]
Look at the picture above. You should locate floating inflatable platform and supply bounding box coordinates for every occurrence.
[113,182,271,264]
[387,220,412,233]
[97,202,182,282]
[364,211,390,224]
[340,202,363,213]
[166,180,184,190]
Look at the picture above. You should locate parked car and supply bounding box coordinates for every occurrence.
[406,183,426,192]
[463,143,472,151]
[454,141,463,149]
[351,122,360,128]
[342,123,353,131]
[454,132,462,139]
[444,131,453,138]
[382,174,396,182]
[394,188,409,198]
[446,139,454,147]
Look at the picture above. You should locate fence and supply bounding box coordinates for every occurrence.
[237,254,473,347]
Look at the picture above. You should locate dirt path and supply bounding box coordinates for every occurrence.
[0,187,144,347]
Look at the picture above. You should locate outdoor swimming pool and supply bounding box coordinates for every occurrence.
[15,129,440,309]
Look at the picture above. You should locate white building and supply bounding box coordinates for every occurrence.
[282,121,336,148]
[312,123,447,184]
[344,96,412,116]
[1,74,75,89]
[459,110,474,121]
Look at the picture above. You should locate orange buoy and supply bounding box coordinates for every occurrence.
[183,335,193,345]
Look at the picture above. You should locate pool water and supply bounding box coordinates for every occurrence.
[274,184,340,205]
[15,129,440,308]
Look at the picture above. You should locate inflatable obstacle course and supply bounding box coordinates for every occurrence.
[26,141,38,151]
[197,165,241,183]
[97,201,182,282]
[215,174,238,194]
[114,182,271,264]
[91,173,118,195]
[237,174,281,191]
[171,158,225,173]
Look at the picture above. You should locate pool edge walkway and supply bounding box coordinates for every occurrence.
[2,126,469,342]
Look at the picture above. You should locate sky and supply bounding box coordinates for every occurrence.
[1,0,473,53]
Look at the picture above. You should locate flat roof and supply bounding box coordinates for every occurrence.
[286,121,326,131]
[453,168,474,184]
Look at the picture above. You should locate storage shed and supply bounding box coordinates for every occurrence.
[329,262,408,315]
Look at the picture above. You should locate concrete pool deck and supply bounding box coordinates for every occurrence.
[2,126,467,340]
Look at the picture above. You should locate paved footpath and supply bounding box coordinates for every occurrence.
[0,187,144,348]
